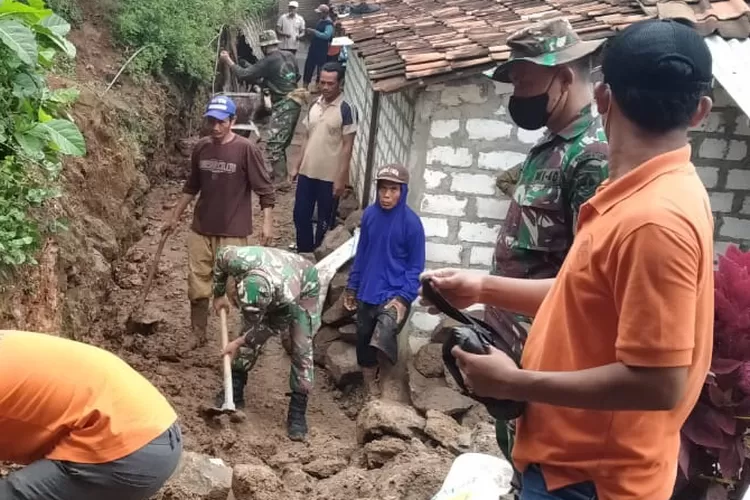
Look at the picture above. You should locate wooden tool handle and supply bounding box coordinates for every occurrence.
[220,309,236,411]
[137,233,168,310]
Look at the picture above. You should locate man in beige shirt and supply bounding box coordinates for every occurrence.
[277,1,305,54]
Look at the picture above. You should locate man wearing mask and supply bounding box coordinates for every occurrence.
[482,17,609,492]
[221,30,303,190]
[277,1,305,55]
[303,4,334,91]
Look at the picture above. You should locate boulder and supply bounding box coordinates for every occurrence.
[443,363,462,392]
[424,410,464,454]
[413,343,444,378]
[460,404,493,428]
[324,341,362,387]
[338,323,358,344]
[302,457,348,479]
[280,464,314,494]
[344,209,364,232]
[314,226,352,261]
[363,436,408,469]
[337,191,359,220]
[468,422,503,456]
[232,463,285,500]
[322,293,356,326]
[408,364,474,418]
[370,447,454,500]
[156,451,232,500]
[313,326,340,366]
[311,467,376,500]
[430,317,463,344]
[327,268,350,308]
[356,399,426,445]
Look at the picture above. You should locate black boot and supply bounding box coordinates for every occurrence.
[214,369,247,409]
[286,391,308,441]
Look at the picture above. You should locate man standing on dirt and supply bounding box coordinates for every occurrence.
[211,245,320,442]
[277,1,305,55]
[0,330,182,500]
[163,95,275,351]
[289,62,357,253]
[302,4,334,91]
[220,30,303,190]
[481,17,608,491]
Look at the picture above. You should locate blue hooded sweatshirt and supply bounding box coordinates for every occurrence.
[347,183,426,305]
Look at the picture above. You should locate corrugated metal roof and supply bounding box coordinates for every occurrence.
[705,35,750,117]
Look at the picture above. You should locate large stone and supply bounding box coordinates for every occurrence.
[413,343,444,378]
[444,363,462,392]
[424,410,464,454]
[408,364,475,417]
[302,457,348,479]
[311,467,376,500]
[280,464,314,494]
[327,268,350,308]
[156,451,232,500]
[363,436,408,469]
[314,225,352,261]
[338,323,358,344]
[370,447,454,500]
[460,404,493,428]
[430,317,463,344]
[322,293,356,326]
[356,399,426,445]
[324,341,362,387]
[313,326,340,366]
[337,191,359,220]
[344,209,364,232]
[468,421,502,456]
[232,463,285,500]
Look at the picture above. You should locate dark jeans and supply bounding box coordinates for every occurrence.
[521,465,597,500]
[293,174,336,253]
[303,53,326,85]
[356,301,410,367]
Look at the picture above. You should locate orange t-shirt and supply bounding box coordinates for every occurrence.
[512,146,714,499]
[0,330,177,465]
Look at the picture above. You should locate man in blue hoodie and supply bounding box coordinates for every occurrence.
[343,164,426,399]
[303,4,334,90]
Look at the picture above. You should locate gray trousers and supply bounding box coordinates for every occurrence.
[0,422,182,500]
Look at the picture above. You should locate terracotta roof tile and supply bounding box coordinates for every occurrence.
[340,0,750,92]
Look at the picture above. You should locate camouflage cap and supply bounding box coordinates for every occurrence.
[484,18,604,83]
[259,29,279,47]
[238,273,273,313]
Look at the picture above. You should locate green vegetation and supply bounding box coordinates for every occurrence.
[44,0,82,27]
[0,0,86,269]
[114,0,273,87]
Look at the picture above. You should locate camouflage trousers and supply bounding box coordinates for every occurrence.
[263,97,302,181]
[232,306,315,395]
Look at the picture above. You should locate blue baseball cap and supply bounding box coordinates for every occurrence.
[204,95,237,121]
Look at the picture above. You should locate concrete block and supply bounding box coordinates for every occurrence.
[709,192,734,213]
[426,146,473,168]
[470,246,495,266]
[699,138,728,159]
[737,115,750,136]
[720,217,750,239]
[727,169,750,190]
[421,194,468,216]
[728,140,748,161]
[476,197,511,220]
[493,81,513,95]
[466,119,513,140]
[450,173,497,195]
[715,241,731,260]
[430,119,460,139]
[425,242,462,264]
[691,111,726,133]
[712,86,734,107]
[741,196,750,215]
[516,128,546,145]
[478,151,527,171]
[424,169,447,190]
[441,84,486,106]
[421,217,450,238]
[459,222,500,243]
[696,167,719,189]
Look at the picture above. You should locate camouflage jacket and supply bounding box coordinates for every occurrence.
[232,51,300,103]
[486,104,608,354]
[213,246,320,323]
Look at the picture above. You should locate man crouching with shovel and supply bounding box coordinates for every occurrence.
[210,245,320,441]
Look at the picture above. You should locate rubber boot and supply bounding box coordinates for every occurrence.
[190,298,209,348]
[362,367,381,401]
[214,368,247,409]
[286,391,309,441]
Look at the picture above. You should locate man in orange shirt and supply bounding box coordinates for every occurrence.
[0,331,182,500]
[421,19,715,499]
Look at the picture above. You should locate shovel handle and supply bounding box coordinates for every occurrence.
[137,233,169,310]
[220,309,236,411]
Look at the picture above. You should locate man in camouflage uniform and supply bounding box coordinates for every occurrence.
[212,245,320,441]
[220,30,305,191]
[483,17,609,490]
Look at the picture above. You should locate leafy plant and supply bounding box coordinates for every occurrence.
[677,245,750,500]
[0,0,85,269]
[113,0,273,87]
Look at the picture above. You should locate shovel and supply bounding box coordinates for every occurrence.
[201,308,242,418]
[125,232,168,334]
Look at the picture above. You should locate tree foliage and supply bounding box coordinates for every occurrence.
[0,0,85,269]
[114,0,273,86]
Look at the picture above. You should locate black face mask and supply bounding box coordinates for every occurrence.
[508,93,550,131]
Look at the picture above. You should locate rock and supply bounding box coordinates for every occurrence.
[322,293,356,326]
[430,317,463,344]
[408,364,474,417]
[232,463,285,500]
[156,451,232,500]
[302,457,348,479]
[324,341,362,387]
[83,214,119,260]
[89,248,112,280]
[371,447,454,500]
[468,422,502,456]
[460,404,493,428]
[125,308,163,336]
[338,323,357,344]
[327,268,350,307]
[126,247,146,263]
[444,363,462,392]
[363,436,408,469]
[312,467,375,500]
[280,464,314,494]
[344,209,364,232]
[314,225,352,261]
[313,326,341,366]
[424,410,464,454]
[356,399,426,445]
[413,343,444,378]
[337,191,359,220]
